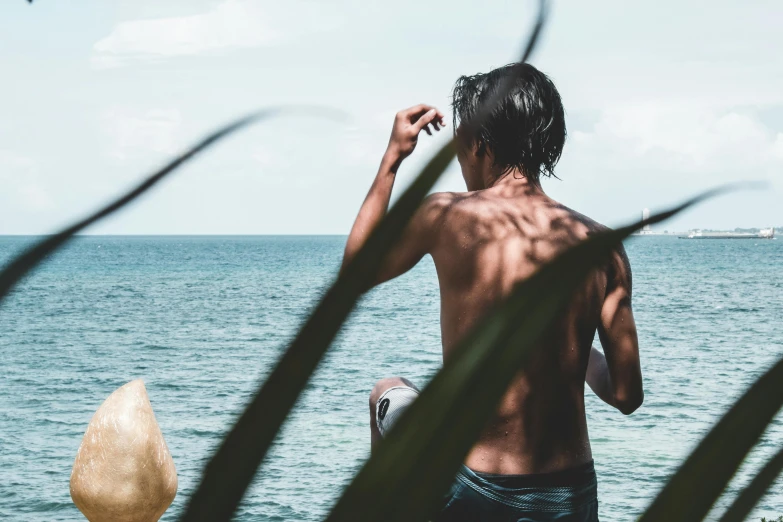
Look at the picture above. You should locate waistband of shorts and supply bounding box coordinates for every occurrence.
[455,461,597,513]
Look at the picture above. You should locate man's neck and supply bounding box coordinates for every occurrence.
[482,168,545,198]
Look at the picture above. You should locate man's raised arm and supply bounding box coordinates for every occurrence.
[586,245,644,415]
[341,104,446,288]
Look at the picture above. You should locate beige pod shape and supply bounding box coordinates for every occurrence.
[70,380,177,522]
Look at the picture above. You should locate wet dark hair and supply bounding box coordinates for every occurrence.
[452,63,566,184]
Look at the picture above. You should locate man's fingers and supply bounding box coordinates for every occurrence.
[412,109,439,133]
[436,109,446,126]
[403,104,446,123]
[403,104,435,119]
[423,126,432,136]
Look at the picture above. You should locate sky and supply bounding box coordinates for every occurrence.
[0,0,781,234]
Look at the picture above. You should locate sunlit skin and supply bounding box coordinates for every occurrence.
[343,104,643,475]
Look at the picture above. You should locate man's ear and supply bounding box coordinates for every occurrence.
[475,140,486,157]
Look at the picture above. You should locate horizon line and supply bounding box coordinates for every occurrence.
[0,233,351,237]
[0,226,779,238]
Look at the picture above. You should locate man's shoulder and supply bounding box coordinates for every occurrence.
[551,201,609,235]
[422,191,457,208]
[557,205,633,285]
[414,191,481,245]
[418,191,470,221]
[547,201,631,275]
[422,191,469,209]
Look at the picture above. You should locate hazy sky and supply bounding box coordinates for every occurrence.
[1,0,781,234]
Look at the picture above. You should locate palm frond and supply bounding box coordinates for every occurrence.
[717,447,783,522]
[179,140,457,521]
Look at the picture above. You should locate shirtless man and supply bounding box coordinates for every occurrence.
[341,63,643,522]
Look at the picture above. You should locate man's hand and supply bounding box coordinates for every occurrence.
[386,104,446,160]
[342,104,446,279]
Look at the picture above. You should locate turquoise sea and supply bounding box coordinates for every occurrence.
[0,235,781,521]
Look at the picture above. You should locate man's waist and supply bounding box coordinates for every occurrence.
[454,460,598,513]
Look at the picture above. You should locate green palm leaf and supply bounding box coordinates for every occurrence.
[179,2,549,520]
[717,447,783,522]
[639,356,783,522]
[0,110,275,306]
[179,140,457,521]
[323,187,734,522]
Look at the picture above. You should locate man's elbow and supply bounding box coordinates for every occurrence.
[615,390,644,415]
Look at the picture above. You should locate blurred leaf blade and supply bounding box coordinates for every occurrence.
[324,188,729,522]
[717,447,783,522]
[180,2,549,519]
[180,139,457,521]
[639,357,783,522]
[0,110,274,307]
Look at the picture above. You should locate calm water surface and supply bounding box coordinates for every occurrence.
[0,236,781,521]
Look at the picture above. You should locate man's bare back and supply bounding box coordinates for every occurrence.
[342,63,642,520]
[424,181,633,475]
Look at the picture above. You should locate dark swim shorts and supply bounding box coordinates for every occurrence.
[436,461,599,522]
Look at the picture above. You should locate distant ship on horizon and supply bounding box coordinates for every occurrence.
[632,207,777,239]
[679,227,776,240]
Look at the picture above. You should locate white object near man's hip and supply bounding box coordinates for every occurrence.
[375,385,420,437]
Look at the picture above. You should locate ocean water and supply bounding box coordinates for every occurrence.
[0,235,781,521]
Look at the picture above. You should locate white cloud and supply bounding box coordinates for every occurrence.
[552,103,782,229]
[774,133,783,161]
[0,151,55,211]
[337,129,385,169]
[93,0,279,68]
[92,0,339,68]
[569,103,783,179]
[101,107,182,160]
